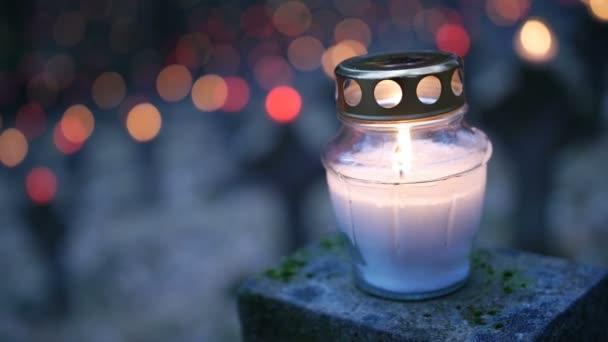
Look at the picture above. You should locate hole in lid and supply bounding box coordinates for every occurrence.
[451,69,463,96]
[374,80,402,108]
[343,79,362,106]
[416,76,441,104]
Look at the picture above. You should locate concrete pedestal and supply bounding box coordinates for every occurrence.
[238,235,608,341]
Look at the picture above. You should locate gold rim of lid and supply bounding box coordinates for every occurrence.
[335,51,465,121]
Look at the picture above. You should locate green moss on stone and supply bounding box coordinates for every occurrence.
[493,322,504,330]
[502,270,515,281]
[461,305,487,326]
[264,254,308,282]
[319,236,347,251]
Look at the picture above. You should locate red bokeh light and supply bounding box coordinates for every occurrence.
[26,167,57,205]
[222,77,250,112]
[435,24,471,56]
[265,86,301,124]
[53,122,83,155]
[16,103,46,140]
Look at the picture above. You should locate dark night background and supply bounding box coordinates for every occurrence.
[0,0,607,340]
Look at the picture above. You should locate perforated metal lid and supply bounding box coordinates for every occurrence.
[335,51,465,121]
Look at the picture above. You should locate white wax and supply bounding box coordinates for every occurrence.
[326,143,487,294]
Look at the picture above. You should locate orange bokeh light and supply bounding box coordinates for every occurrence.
[60,104,94,144]
[53,123,82,154]
[222,77,250,113]
[486,0,529,26]
[191,75,228,111]
[589,0,608,22]
[435,24,471,57]
[321,40,367,79]
[26,167,57,205]
[265,86,302,124]
[126,103,162,142]
[515,19,557,63]
[16,103,46,140]
[92,72,127,109]
[273,1,312,36]
[287,36,324,71]
[156,64,193,102]
[0,128,28,167]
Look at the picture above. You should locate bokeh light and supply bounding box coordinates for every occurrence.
[334,18,372,47]
[0,128,28,168]
[126,103,162,142]
[486,0,529,26]
[435,24,471,57]
[118,95,149,124]
[589,0,608,21]
[273,1,312,36]
[16,103,46,140]
[60,104,95,144]
[265,86,302,124]
[156,64,193,102]
[26,167,58,205]
[254,55,294,90]
[53,122,82,155]
[92,72,127,109]
[192,75,228,111]
[515,19,558,63]
[53,11,86,47]
[222,77,250,113]
[288,36,324,72]
[321,40,367,79]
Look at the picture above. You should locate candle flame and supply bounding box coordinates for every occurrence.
[392,127,412,177]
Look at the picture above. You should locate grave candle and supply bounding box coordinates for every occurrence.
[322,52,492,300]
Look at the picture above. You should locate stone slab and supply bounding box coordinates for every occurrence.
[237,235,608,341]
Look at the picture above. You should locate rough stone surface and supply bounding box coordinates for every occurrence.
[237,235,608,341]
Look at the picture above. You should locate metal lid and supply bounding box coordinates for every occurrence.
[335,51,465,121]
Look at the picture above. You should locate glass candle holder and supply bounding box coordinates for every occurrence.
[321,52,492,300]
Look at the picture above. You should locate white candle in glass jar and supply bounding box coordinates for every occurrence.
[326,134,488,295]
